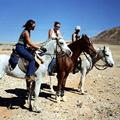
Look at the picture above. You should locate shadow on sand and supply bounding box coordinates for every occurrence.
[0,84,80,110]
[0,88,27,110]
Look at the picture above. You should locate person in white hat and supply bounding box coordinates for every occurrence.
[72,26,81,73]
[72,25,81,42]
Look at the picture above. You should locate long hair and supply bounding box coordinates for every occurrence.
[23,19,35,28]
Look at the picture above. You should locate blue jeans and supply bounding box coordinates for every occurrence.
[48,58,56,74]
[16,44,35,76]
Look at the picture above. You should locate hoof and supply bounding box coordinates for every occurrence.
[81,92,87,95]
[77,88,81,92]
[29,106,33,111]
[33,106,42,113]
[55,96,60,103]
[35,109,41,113]
[50,89,55,94]
[61,96,67,102]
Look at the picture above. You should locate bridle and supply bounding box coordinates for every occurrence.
[84,47,110,70]
[38,38,66,57]
[94,47,110,70]
[55,38,68,58]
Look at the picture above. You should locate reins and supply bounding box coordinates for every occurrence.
[94,48,109,70]
[56,38,67,58]
[94,64,108,70]
[83,47,109,71]
[83,52,93,70]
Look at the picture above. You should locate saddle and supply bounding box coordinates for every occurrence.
[8,49,19,70]
[8,47,46,71]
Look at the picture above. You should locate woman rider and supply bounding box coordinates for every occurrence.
[16,19,39,81]
[48,21,62,75]
[48,21,62,40]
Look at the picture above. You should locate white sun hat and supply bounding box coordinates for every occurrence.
[75,26,81,30]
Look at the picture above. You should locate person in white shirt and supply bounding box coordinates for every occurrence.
[48,21,63,76]
[48,21,62,40]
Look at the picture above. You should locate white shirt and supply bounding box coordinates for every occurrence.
[48,29,62,40]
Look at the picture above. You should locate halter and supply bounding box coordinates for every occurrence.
[55,38,68,58]
[94,47,109,70]
[39,38,68,59]
[84,47,110,70]
[39,39,64,56]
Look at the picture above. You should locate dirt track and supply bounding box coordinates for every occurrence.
[0,44,120,120]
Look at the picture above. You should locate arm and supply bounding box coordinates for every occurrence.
[48,29,53,39]
[23,31,39,49]
[72,33,76,42]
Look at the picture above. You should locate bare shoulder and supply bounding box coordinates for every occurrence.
[23,30,29,36]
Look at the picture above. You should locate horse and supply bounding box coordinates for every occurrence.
[77,46,114,94]
[0,38,72,112]
[55,34,97,102]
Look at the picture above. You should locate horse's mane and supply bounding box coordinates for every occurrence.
[68,40,81,52]
[68,34,88,51]
[40,39,52,47]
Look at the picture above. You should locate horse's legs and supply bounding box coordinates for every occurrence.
[32,74,43,113]
[0,71,5,80]
[56,72,68,102]
[61,73,69,102]
[60,80,67,102]
[0,63,6,80]
[56,73,63,103]
[56,78,62,95]
[78,69,87,94]
[27,80,35,111]
[49,76,55,93]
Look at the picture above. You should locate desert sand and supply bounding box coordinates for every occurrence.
[0,44,120,120]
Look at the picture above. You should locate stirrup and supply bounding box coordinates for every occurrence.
[48,72,55,76]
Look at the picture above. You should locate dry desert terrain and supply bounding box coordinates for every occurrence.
[0,44,120,120]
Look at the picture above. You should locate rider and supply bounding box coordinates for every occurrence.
[48,21,63,76]
[48,21,62,40]
[15,19,39,81]
[72,25,81,73]
[72,26,81,42]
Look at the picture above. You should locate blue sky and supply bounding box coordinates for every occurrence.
[0,0,120,43]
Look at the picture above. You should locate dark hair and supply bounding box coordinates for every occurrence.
[23,19,35,28]
[54,21,61,26]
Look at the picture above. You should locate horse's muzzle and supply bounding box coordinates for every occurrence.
[66,49,72,56]
[108,63,114,67]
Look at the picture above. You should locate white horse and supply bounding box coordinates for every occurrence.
[0,38,72,112]
[78,46,114,94]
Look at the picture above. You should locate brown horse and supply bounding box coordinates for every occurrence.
[56,34,97,102]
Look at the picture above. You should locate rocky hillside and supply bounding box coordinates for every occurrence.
[92,26,120,44]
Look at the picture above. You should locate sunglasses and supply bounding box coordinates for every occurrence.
[55,26,60,28]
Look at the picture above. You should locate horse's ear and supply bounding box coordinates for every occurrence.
[103,46,106,50]
[83,33,87,36]
[82,34,85,38]
[81,34,84,38]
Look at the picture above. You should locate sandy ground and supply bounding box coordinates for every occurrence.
[0,44,120,120]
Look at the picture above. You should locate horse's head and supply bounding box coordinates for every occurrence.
[44,38,72,56]
[55,38,72,56]
[101,46,114,67]
[80,34,96,58]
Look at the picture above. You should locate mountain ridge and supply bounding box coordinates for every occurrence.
[92,26,120,44]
